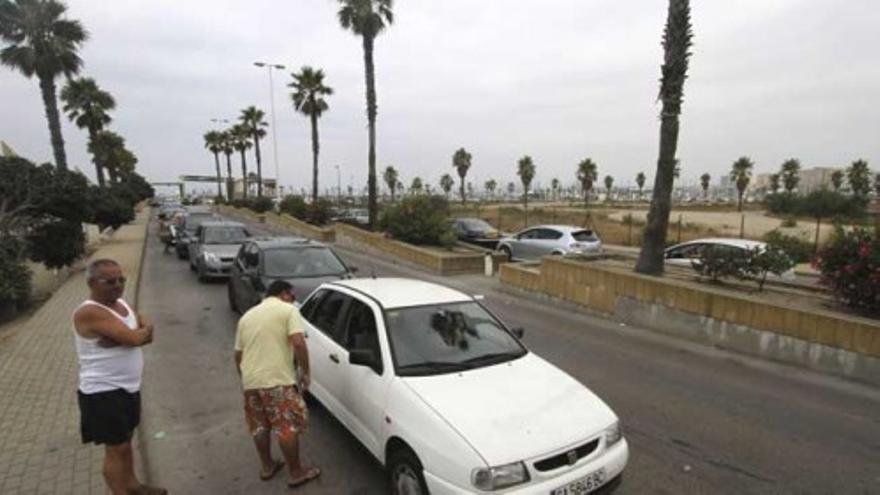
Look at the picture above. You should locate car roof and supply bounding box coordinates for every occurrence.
[328,277,473,309]
[247,236,322,248]
[669,238,766,250]
[521,225,590,233]
[199,221,246,228]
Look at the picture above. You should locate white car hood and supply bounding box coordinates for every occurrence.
[402,353,617,465]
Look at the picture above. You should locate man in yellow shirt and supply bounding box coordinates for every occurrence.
[234,280,320,488]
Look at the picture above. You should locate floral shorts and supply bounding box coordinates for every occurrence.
[243,385,308,442]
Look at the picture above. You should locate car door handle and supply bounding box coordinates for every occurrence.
[329,353,340,364]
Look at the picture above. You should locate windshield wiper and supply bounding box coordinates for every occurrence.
[397,361,472,375]
[461,351,524,366]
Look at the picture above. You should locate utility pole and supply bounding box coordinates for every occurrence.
[253,61,286,200]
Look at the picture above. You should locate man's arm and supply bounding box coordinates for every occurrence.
[290,333,310,391]
[74,307,152,347]
[234,351,242,376]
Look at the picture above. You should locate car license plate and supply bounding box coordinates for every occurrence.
[550,468,606,495]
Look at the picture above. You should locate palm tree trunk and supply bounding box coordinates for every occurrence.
[224,152,234,200]
[239,150,249,199]
[460,178,466,205]
[87,127,106,187]
[213,152,222,197]
[635,114,679,275]
[363,35,378,229]
[38,75,67,170]
[253,133,263,197]
[311,112,320,203]
[737,191,744,212]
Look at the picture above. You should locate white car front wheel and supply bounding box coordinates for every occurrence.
[389,448,428,495]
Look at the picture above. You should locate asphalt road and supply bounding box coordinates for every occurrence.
[137,215,880,494]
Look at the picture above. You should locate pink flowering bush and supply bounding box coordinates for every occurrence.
[816,227,880,313]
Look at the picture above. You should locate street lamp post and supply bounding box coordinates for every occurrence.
[254,61,286,200]
[335,165,342,206]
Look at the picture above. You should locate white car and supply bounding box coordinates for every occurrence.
[664,238,797,281]
[299,278,628,494]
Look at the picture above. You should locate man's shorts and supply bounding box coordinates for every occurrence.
[78,388,141,446]
[243,385,308,441]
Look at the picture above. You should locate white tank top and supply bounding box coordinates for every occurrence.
[73,299,144,394]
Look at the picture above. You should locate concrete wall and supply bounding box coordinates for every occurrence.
[500,258,880,385]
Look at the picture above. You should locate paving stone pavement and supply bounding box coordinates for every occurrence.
[0,210,149,495]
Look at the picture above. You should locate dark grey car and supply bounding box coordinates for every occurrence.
[227,237,356,314]
[174,210,218,259]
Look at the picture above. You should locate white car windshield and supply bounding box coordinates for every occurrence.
[386,302,526,376]
[263,247,347,278]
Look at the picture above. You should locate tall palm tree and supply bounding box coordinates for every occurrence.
[203,130,224,198]
[88,130,124,183]
[635,0,693,275]
[577,158,598,210]
[60,76,114,186]
[0,0,88,170]
[517,156,536,225]
[847,159,871,197]
[604,175,614,200]
[452,147,472,204]
[219,130,235,200]
[730,156,754,212]
[769,173,781,194]
[550,178,560,201]
[780,158,800,193]
[239,106,268,197]
[409,177,422,195]
[382,165,398,202]
[830,170,844,192]
[337,0,393,229]
[230,124,252,198]
[636,172,646,199]
[485,179,497,200]
[289,66,333,202]
[699,172,710,199]
[439,173,454,199]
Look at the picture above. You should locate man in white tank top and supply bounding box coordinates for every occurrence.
[73,259,166,495]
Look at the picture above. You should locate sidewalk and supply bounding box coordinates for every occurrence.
[0,209,149,495]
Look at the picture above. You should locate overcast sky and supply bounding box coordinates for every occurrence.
[2,0,879,194]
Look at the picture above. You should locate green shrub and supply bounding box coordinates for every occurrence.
[694,244,794,290]
[816,227,880,313]
[26,218,86,269]
[88,186,135,230]
[380,196,455,247]
[765,192,799,215]
[213,195,226,205]
[307,198,334,226]
[763,230,813,264]
[279,195,308,219]
[748,245,795,290]
[249,196,274,214]
[0,236,31,316]
[780,217,797,228]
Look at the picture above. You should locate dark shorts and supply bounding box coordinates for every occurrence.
[78,388,141,446]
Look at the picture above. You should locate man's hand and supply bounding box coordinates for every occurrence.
[298,372,310,392]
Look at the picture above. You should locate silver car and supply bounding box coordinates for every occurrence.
[189,221,251,282]
[497,225,603,261]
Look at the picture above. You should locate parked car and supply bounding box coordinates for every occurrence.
[188,221,251,282]
[299,278,628,494]
[174,210,219,259]
[496,225,603,261]
[227,237,356,313]
[664,238,797,280]
[449,218,501,248]
[333,208,369,226]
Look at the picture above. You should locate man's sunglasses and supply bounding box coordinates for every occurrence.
[96,276,127,286]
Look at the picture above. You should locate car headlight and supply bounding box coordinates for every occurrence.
[471,461,530,491]
[604,421,623,446]
[203,252,219,264]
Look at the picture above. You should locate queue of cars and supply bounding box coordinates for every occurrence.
[156,205,629,494]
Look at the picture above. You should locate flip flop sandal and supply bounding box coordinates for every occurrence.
[288,466,321,488]
[260,460,286,481]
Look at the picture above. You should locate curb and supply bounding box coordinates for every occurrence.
[133,207,155,485]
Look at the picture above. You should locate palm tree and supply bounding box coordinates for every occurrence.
[485,179,497,200]
[699,173,710,199]
[439,173,454,199]
[847,159,871,197]
[337,0,394,229]
[383,165,398,202]
[780,158,800,193]
[1,0,88,170]
[604,175,614,201]
[88,130,124,183]
[506,182,515,197]
[230,124,252,198]
[60,77,115,186]
[635,0,693,275]
[636,172,646,199]
[550,178,560,201]
[289,66,333,202]
[517,156,536,225]
[219,130,235,200]
[830,170,844,192]
[239,106,268,197]
[769,173,781,194]
[409,177,422,195]
[452,147,472,204]
[577,158,598,210]
[730,156,754,212]
[203,130,224,198]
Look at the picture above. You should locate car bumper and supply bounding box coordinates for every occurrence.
[423,439,628,494]
[203,262,233,277]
